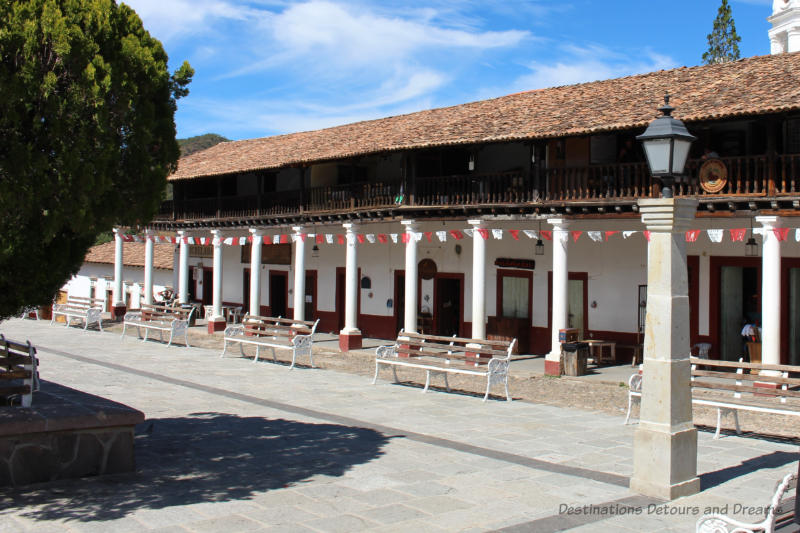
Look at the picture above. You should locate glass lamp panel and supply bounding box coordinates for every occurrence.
[642,138,672,175]
[671,138,692,174]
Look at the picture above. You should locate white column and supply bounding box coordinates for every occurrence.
[402,220,418,334]
[788,27,800,53]
[211,230,224,321]
[143,229,154,305]
[546,218,570,374]
[757,216,782,368]
[112,227,125,308]
[631,198,699,500]
[469,219,487,339]
[293,226,306,322]
[249,228,264,316]
[342,223,360,335]
[177,230,189,304]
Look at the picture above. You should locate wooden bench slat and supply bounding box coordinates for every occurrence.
[399,339,509,356]
[692,369,800,386]
[402,331,512,348]
[396,347,490,361]
[690,357,800,374]
[0,385,32,395]
[0,355,35,366]
[0,370,33,380]
[691,380,800,398]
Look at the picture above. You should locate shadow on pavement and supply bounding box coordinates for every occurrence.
[6,412,390,522]
[700,450,798,490]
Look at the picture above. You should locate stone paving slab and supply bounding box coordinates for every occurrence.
[0,318,797,532]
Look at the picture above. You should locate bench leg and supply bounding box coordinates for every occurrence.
[392,366,399,383]
[184,331,190,348]
[308,349,315,369]
[167,330,174,347]
[97,319,104,333]
[143,328,149,342]
[504,378,511,402]
[444,373,450,392]
[221,340,228,358]
[372,362,380,384]
[483,377,491,402]
[83,318,89,331]
[271,346,277,364]
[732,410,741,435]
[714,408,723,439]
[253,346,260,363]
[121,323,127,339]
[624,394,639,425]
[289,349,296,370]
[423,370,431,393]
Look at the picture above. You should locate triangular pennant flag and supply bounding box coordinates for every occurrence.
[523,230,537,240]
[685,230,701,242]
[773,228,790,242]
[436,231,447,242]
[644,231,651,242]
[239,237,248,245]
[540,230,552,241]
[464,229,474,238]
[509,229,520,240]
[357,234,366,244]
[414,232,423,242]
[316,234,324,244]
[326,234,334,244]
[187,237,195,245]
[587,231,602,242]
[477,228,489,240]
[450,230,464,240]
[271,234,279,244]
[262,236,271,245]
[796,229,800,243]
[280,234,289,244]
[390,233,398,243]
[571,231,582,243]
[604,231,619,241]
[300,233,307,242]
[336,234,345,245]
[492,229,503,240]
[424,231,433,242]
[378,234,388,244]
[223,237,234,246]
[366,234,376,244]
[622,231,637,239]
[401,233,410,244]
[706,229,724,243]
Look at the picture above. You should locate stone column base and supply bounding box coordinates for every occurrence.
[339,331,362,352]
[208,318,227,334]
[630,424,700,500]
[544,351,562,376]
[111,303,126,321]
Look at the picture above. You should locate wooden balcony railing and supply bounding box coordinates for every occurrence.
[157,154,800,221]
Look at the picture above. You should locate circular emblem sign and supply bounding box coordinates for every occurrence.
[699,159,728,194]
[418,259,437,280]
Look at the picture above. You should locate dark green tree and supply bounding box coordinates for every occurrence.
[702,0,742,65]
[0,0,193,319]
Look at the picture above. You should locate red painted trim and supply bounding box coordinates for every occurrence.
[315,310,338,334]
[547,271,589,336]
[708,256,761,360]
[780,257,800,365]
[433,272,465,337]
[339,332,362,351]
[530,326,550,355]
[359,314,396,341]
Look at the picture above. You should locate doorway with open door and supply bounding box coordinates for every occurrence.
[434,274,463,337]
[269,271,288,318]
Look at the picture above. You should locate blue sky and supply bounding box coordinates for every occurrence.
[123,0,775,141]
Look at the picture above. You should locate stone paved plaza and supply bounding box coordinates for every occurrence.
[0,318,798,532]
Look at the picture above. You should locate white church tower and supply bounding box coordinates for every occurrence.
[769,0,800,53]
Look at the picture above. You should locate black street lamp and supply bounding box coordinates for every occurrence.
[637,93,696,198]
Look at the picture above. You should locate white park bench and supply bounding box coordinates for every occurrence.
[221,314,319,369]
[121,303,195,347]
[51,296,104,331]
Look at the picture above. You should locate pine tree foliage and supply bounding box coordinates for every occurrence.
[0,0,193,319]
[702,0,742,65]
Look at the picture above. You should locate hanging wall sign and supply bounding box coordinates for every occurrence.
[699,158,728,193]
[494,258,536,270]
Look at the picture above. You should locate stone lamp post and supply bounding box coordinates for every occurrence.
[630,95,700,500]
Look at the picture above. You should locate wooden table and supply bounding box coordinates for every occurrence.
[585,340,616,364]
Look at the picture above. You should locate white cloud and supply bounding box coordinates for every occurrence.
[513,45,676,91]
[122,0,257,41]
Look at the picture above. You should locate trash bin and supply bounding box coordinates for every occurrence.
[561,342,589,376]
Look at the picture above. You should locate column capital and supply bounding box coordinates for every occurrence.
[755,215,782,229]
[401,219,417,230]
[467,219,485,228]
[113,226,124,236]
[639,198,698,233]
[292,225,305,234]
[249,227,265,236]
[342,222,357,232]
[177,229,187,237]
[144,228,155,236]
[546,217,570,230]
[210,229,222,236]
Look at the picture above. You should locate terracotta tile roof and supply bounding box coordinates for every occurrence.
[84,242,174,270]
[171,52,800,181]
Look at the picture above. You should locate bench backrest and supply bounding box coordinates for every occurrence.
[0,334,38,406]
[396,331,515,364]
[240,314,319,336]
[689,357,800,402]
[769,473,796,528]
[140,303,194,321]
[64,296,105,309]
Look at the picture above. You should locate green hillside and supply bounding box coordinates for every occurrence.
[178,133,229,156]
